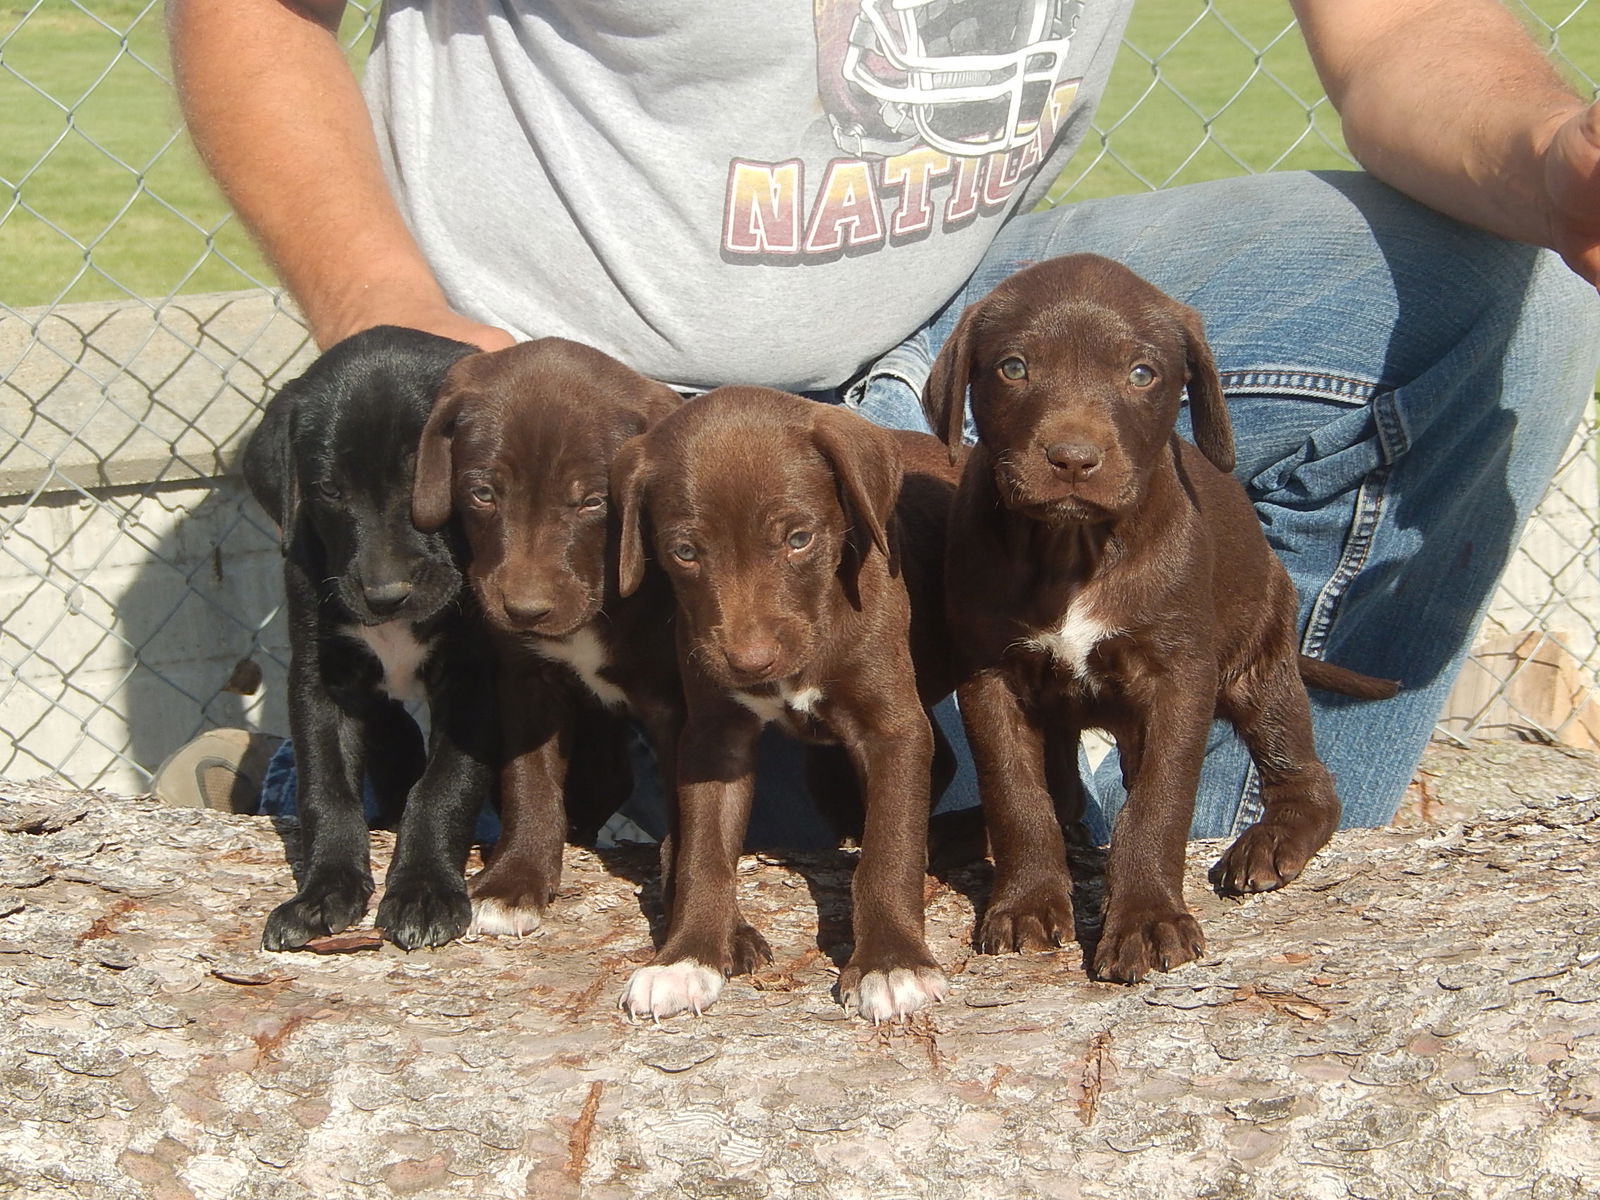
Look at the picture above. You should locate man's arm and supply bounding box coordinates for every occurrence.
[167,0,514,350]
[1292,0,1600,287]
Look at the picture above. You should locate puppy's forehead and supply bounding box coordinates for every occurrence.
[313,374,429,451]
[986,256,1183,340]
[982,285,1184,361]
[649,389,833,514]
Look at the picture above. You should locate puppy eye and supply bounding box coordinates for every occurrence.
[314,481,340,501]
[998,357,1028,381]
[671,543,699,564]
[786,530,813,551]
[578,494,606,512]
[1128,364,1157,388]
[468,485,495,506]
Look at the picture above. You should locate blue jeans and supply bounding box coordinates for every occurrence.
[847,169,1600,841]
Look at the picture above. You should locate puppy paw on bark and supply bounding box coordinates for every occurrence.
[1211,821,1323,895]
[468,895,545,937]
[467,865,555,936]
[977,882,1075,953]
[377,874,473,950]
[840,965,949,1024]
[619,960,727,1021]
[262,869,374,951]
[1092,906,1205,984]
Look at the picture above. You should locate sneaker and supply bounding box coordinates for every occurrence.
[152,729,285,814]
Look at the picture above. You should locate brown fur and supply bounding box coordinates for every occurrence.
[411,338,684,932]
[612,387,963,1021]
[923,254,1398,983]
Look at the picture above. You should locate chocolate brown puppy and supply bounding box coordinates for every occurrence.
[611,388,962,1023]
[924,254,1397,983]
[412,338,683,935]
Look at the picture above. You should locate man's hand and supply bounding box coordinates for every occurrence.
[321,292,517,353]
[1541,99,1600,287]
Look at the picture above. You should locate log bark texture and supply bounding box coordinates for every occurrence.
[2,741,1599,1199]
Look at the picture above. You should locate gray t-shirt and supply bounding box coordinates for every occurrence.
[366,1,1131,391]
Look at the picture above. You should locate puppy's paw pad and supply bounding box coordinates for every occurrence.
[470,896,545,937]
[1093,910,1204,984]
[619,960,726,1022]
[845,967,948,1024]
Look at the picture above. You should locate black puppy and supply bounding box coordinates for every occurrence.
[243,326,496,952]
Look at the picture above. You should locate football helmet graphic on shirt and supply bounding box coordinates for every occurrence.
[818,0,1083,158]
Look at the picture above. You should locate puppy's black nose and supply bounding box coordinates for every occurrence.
[724,640,781,681]
[363,580,414,615]
[1046,442,1102,482]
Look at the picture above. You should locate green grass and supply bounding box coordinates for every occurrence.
[0,1,1595,309]
[0,0,374,309]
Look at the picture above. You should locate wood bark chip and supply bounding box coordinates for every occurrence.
[565,1081,604,1182]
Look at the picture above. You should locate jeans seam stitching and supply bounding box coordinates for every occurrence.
[1301,463,1392,661]
[1221,369,1382,404]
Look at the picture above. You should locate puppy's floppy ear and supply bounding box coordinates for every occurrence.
[922,300,981,461]
[611,433,653,598]
[241,381,300,554]
[412,363,474,532]
[1179,304,1235,474]
[810,403,901,563]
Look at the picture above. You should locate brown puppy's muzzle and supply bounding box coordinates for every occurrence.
[482,571,601,640]
[990,410,1138,519]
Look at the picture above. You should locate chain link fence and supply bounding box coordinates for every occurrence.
[2,1,1598,793]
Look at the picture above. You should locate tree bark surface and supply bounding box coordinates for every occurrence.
[2,740,1598,1199]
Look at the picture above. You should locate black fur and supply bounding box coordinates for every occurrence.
[242,326,496,951]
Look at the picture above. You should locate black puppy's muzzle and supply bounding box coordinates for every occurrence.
[362,579,415,617]
[338,553,461,625]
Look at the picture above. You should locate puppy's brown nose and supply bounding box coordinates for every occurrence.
[1045,442,1102,482]
[503,597,554,629]
[364,580,414,615]
[724,639,781,681]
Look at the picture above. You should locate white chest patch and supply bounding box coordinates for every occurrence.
[731,682,824,727]
[343,621,431,703]
[1022,604,1118,685]
[534,627,629,710]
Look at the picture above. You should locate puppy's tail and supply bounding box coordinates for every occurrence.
[1298,655,1400,700]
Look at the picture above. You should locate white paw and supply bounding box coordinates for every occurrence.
[469,896,543,937]
[846,967,949,1024]
[619,960,725,1022]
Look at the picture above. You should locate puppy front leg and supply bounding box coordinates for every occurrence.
[834,694,947,1024]
[620,699,770,1021]
[378,661,497,950]
[961,670,1076,954]
[1093,687,1211,983]
[1211,653,1340,894]
[467,657,572,936]
[263,660,372,951]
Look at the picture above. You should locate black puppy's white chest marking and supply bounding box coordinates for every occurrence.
[535,628,629,710]
[342,621,431,703]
